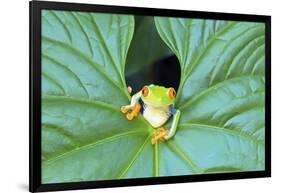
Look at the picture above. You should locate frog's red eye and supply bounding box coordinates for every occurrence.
[142,86,149,97]
[168,88,176,99]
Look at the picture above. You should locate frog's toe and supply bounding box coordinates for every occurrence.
[158,127,168,134]
[126,113,134,120]
[151,137,157,145]
[157,127,169,140]
[121,106,128,114]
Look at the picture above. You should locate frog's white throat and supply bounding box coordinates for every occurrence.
[142,104,171,128]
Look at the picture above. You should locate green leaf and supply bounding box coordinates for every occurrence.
[155,17,265,173]
[41,10,153,183]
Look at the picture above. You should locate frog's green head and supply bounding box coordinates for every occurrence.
[140,84,176,108]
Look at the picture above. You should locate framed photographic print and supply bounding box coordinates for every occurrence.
[30,0,271,192]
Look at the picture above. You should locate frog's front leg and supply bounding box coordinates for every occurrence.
[121,92,142,120]
[165,106,181,140]
[151,106,180,144]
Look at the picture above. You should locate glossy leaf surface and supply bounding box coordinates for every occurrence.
[155,17,265,173]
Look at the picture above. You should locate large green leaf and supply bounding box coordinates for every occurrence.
[41,10,153,183]
[42,10,265,184]
[155,17,265,173]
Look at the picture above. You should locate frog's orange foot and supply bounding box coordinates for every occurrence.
[121,102,141,121]
[126,113,134,120]
[151,127,169,145]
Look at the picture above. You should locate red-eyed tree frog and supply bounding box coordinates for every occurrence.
[121,84,181,145]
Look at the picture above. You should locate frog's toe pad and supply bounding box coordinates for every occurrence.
[126,113,134,120]
[157,127,169,136]
[151,138,157,145]
[120,106,128,114]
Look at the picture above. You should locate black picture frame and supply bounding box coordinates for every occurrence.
[30,1,271,192]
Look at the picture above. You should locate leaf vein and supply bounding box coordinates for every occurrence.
[90,14,124,85]
[42,95,119,111]
[44,130,147,165]
[42,36,129,100]
[179,123,264,145]
[43,54,90,98]
[167,141,203,174]
[42,72,67,95]
[50,11,73,43]
[117,135,150,178]
[69,12,94,57]
[180,75,264,109]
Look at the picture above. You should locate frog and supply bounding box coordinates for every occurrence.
[120,84,181,145]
